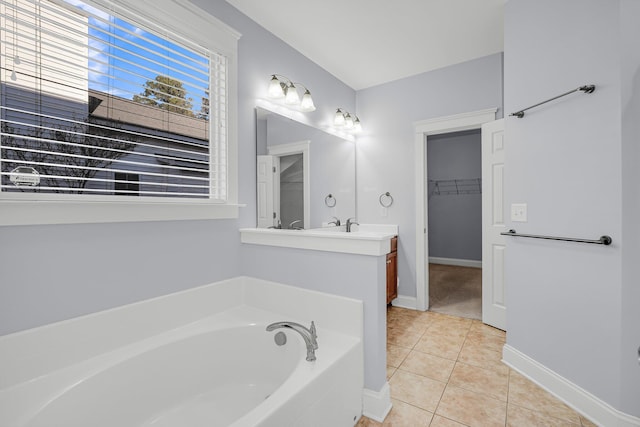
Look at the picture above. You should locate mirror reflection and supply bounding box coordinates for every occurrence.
[256,107,356,229]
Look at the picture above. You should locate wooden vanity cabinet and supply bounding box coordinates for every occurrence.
[386,236,398,305]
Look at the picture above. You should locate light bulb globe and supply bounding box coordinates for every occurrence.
[334,109,345,126]
[268,75,284,99]
[344,113,354,129]
[300,90,316,112]
[353,117,362,133]
[284,83,300,105]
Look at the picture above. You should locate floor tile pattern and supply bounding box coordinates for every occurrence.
[357,307,597,427]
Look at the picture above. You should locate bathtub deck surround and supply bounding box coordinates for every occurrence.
[0,277,364,427]
[240,223,398,256]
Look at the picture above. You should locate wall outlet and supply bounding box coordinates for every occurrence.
[511,203,528,222]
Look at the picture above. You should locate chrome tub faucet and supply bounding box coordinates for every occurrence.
[266,321,318,361]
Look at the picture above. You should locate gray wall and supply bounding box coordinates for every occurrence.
[0,220,241,333]
[505,0,640,416]
[427,130,482,261]
[355,53,503,298]
[619,0,640,414]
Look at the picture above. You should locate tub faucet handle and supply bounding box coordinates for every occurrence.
[266,320,319,362]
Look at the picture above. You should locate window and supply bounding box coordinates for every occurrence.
[0,0,239,224]
[114,172,139,196]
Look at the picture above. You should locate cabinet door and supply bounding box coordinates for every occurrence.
[386,250,398,304]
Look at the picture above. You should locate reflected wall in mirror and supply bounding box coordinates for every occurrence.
[256,107,356,229]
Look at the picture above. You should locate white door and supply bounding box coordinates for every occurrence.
[257,155,279,228]
[481,119,506,330]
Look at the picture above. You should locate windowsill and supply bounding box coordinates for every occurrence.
[0,200,242,226]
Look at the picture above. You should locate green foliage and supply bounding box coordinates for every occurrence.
[133,75,195,117]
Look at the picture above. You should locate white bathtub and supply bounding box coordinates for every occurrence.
[0,277,364,427]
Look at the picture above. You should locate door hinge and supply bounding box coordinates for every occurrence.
[272,166,276,173]
[273,212,276,219]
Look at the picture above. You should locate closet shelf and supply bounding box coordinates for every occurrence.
[429,178,481,196]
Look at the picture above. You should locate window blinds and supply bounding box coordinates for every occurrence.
[0,0,227,200]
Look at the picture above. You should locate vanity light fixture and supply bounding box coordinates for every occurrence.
[267,74,316,112]
[334,108,362,133]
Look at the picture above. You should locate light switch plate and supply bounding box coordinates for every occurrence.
[511,203,528,222]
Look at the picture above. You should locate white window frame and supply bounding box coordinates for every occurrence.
[0,0,241,225]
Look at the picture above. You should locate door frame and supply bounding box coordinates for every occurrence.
[268,140,311,229]
[414,108,498,311]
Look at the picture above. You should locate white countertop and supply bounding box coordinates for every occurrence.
[240,224,398,256]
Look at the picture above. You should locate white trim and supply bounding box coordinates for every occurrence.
[362,382,392,422]
[391,295,418,310]
[414,108,497,311]
[88,0,242,55]
[268,141,311,229]
[503,345,640,427]
[429,257,482,268]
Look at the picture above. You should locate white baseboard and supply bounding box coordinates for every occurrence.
[429,257,482,268]
[391,295,417,310]
[503,344,640,427]
[362,382,392,422]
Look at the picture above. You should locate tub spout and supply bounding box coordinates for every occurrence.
[266,321,318,362]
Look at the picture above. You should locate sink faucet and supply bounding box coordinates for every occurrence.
[346,217,359,232]
[267,220,282,229]
[266,321,318,361]
[288,219,303,230]
[328,216,341,226]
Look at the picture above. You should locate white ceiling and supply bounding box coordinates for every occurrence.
[225,0,505,90]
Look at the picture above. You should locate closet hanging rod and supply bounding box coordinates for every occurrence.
[500,229,612,246]
[510,84,595,118]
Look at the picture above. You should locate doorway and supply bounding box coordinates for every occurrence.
[279,153,304,229]
[258,140,310,229]
[414,108,500,323]
[427,130,482,319]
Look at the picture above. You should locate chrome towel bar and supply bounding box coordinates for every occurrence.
[510,84,595,118]
[500,229,612,246]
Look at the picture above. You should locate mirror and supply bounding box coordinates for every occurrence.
[256,107,356,229]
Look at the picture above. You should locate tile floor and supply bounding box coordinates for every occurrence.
[357,306,597,427]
